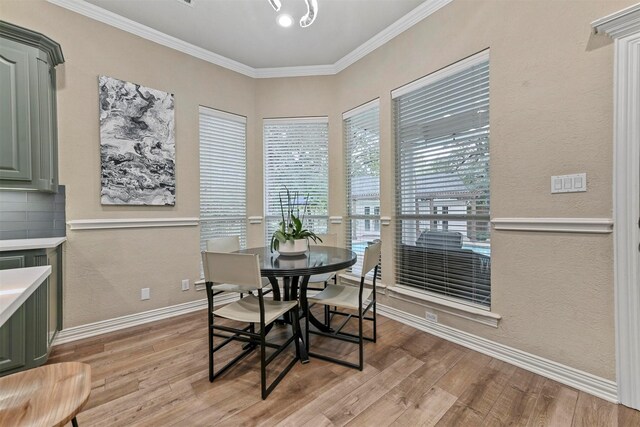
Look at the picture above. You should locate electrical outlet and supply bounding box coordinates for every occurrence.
[426,311,438,323]
[141,288,150,300]
[181,279,190,291]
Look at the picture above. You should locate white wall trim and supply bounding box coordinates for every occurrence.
[387,285,502,328]
[254,64,336,79]
[248,216,263,224]
[67,217,199,230]
[54,294,238,345]
[594,6,640,409]
[333,0,453,75]
[377,304,618,403]
[491,218,613,234]
[329,216,343,224]
[386,285,500,328]
[380,216,392,226]
[46,0,451,79]
[47,0,256,77]
[593,3,640,38]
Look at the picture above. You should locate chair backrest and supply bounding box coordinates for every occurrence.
[202,252,263,292]
[206,236,240,253]
[362,241,382,278]
[310,233,337,247]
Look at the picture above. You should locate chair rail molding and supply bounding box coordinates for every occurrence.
[491,218,613,234]
[593,3,640,410]
[248,216,263,224]
[67,217,199,230]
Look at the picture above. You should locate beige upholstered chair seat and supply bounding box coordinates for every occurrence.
[308,284,372,310]
[213,295,297,324]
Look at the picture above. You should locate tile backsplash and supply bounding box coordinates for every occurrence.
[0,186,66,240]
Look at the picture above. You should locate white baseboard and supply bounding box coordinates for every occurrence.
[377,303,618,403]
[54,294,237,345]
[53,294,618,403]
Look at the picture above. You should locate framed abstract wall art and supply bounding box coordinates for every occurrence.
[99,76,176,205]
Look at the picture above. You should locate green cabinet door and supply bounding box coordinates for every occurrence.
[0,246,63,376]
[0,21,63,192]
[0,254,27,373]
[0,306,26,373]
[0,41,32,182]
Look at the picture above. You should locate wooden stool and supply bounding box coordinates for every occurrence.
[0,362,91,427]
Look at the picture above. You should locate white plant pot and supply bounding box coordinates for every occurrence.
[277,239,309,256]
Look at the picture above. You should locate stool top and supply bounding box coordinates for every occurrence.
[0,362,91,427]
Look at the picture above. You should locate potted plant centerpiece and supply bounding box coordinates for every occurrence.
[270,187,322,256]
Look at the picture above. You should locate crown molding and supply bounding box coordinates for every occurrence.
[47,0,256,77]
[333,0,452,74]
[254,64,336,78]
[0,20,65,66]
[592,3,640,39]
[47,0,451,79]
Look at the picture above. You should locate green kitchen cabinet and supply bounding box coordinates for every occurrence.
[0,245,63,376]
[0,21,64,193]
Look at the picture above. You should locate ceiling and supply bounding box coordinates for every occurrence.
[81,0,427,69]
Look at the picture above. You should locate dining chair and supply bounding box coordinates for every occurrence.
[307,233,338,289]
[206,236,271,297]
[306,233,338,324]
[203,251,300,399]
[305,240,381,370]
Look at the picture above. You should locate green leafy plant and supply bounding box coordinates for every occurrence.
[270,187,322,252]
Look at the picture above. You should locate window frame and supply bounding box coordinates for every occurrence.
[392,50,491,309]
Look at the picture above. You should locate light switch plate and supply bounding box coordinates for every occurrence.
[551,173,587,193]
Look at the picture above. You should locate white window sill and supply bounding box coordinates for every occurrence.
[386,285,501,328]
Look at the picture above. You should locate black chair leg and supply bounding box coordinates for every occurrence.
[72,417,79,427]
[260,325,267,400]
[358,307,364,371]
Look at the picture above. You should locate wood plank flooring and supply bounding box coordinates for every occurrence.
[48,308,640,426]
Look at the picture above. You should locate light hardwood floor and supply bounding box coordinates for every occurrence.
[49,308,640,426]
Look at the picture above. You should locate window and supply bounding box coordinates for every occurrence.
[344,100,380,277]
[393,51,491,307]
[199,107,247,254]
[264,118,329,242]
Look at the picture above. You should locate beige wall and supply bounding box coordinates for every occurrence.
[2,0,635,381]
[2,0,256,325]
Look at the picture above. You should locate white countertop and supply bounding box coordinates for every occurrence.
[0,266,51,327]
[0,237,66,252]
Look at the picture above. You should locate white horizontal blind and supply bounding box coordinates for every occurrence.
[344,100,381,278]
[264,118,329,243]
[199,107,247,254]
[394,52,491,308]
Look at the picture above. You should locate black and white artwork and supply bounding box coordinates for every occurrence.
[99,76,176,205]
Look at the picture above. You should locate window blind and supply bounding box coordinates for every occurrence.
[199,107,247,253]
[393,51,491,307]
[344,100,381,278]
[264,118,329,243]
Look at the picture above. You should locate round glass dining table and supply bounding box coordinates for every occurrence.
[237,246,357,363]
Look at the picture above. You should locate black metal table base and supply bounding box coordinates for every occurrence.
[266,274,334,364]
